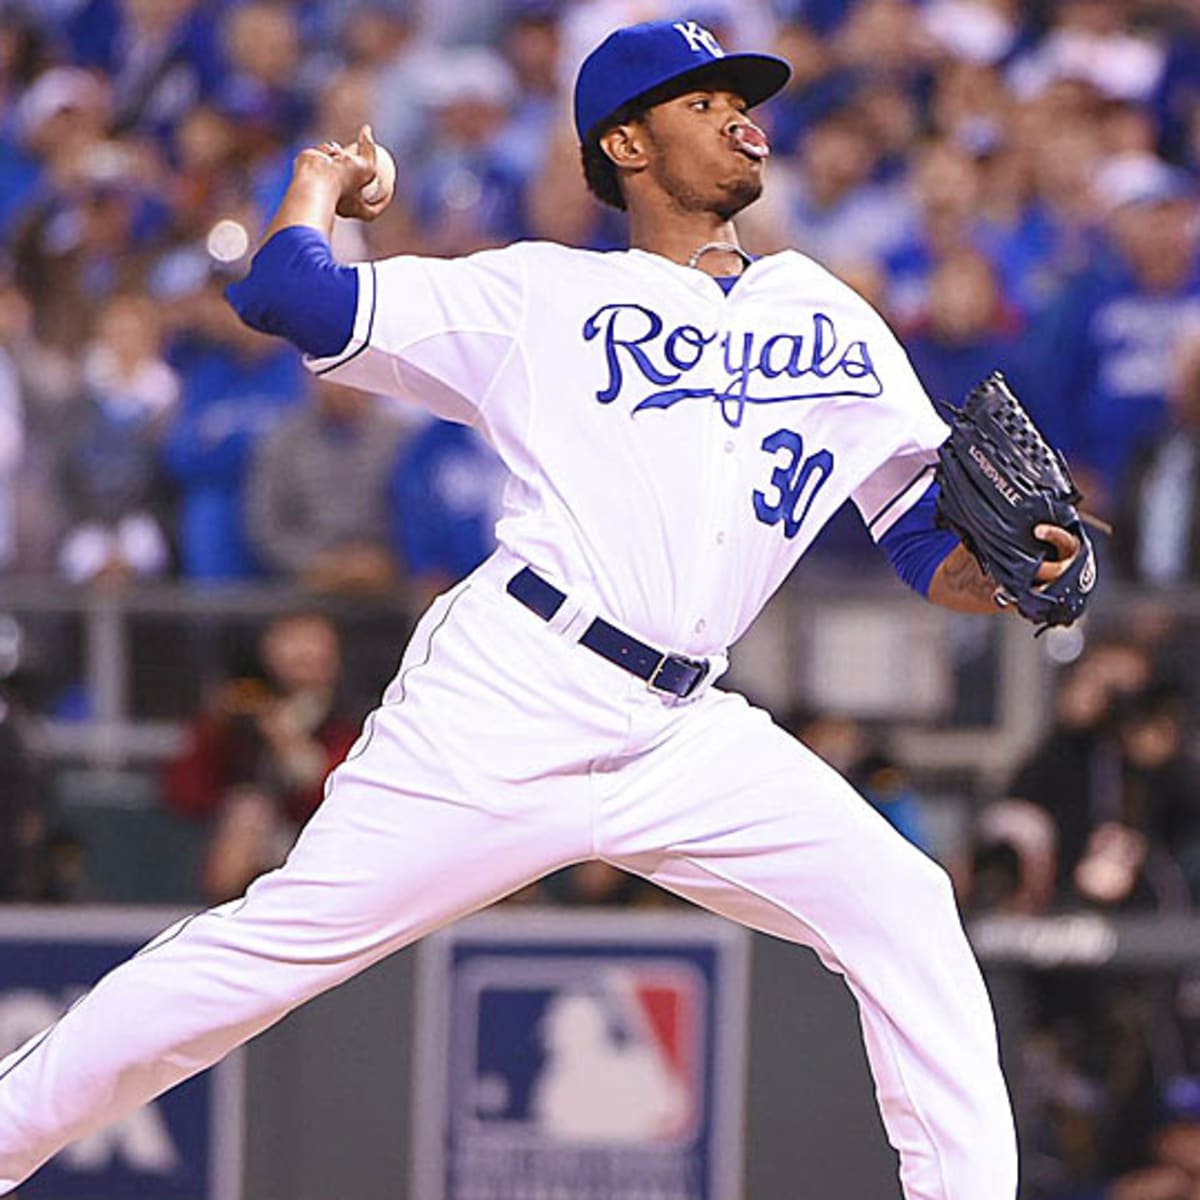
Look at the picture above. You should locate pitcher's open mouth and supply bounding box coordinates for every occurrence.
[731,122,770,161]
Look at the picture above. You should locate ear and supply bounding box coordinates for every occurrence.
[599,122,649,172]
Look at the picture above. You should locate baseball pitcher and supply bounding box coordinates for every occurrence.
[0,20,1097,1198]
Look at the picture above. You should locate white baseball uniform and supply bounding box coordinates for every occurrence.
[0,242,1018,1198]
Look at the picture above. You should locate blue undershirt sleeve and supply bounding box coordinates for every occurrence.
[225,226,358,360]
[877,480,961,598]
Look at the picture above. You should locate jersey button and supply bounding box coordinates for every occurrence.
[715,531,726,545]
[724,440,735,454]
[694,619,707,634]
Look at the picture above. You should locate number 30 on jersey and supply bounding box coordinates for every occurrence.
[752,429,834,540]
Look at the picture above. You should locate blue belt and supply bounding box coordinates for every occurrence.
[506,567,711,699]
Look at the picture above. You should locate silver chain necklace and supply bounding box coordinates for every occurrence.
[686,241,754,271]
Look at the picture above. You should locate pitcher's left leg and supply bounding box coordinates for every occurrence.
[602,692,1017,1200]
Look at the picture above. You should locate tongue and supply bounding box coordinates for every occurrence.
[733,123,770,159]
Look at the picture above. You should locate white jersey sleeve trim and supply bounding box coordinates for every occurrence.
[304,261,376,377]
[865,463,937,542]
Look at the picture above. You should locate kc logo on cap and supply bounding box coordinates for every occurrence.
[672,20,725,58]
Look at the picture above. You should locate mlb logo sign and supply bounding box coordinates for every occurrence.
[413,911,748,1200]
[465,962,701,1144]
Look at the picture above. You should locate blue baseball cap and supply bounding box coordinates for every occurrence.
[574,19,791,144]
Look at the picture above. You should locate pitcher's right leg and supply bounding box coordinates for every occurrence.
[602,691,1017,1200]
[0,638,594,1192]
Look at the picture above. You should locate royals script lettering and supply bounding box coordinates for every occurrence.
[582,303,883,428]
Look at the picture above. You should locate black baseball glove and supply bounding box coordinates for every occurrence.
[934,373,1097,632]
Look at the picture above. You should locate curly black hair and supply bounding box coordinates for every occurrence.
[581,137,627,211]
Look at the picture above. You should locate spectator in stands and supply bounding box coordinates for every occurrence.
[833,0,933,82]
[1114,331,1200,584]
[7,69,146,349]
[15,150,170,351]
[1007,0,1166,107]
[1004,638,1200,912]
[162,279,304,580]
[213,5,317,235]
[1012,641,1144,877]
[990,90,1105,318]
[906,249,1032,415]
[390,418,505,608]
[65,0,226,142]
[884,138,987,326]
[1053,154,1200,510]
[367,3,427,168]
[854,76,922,183]
[167,103,245,243]
[968,798,1058,914]
[7,65,111,212]
[246,378,403,594]
[929,61,1011,152]
[925,67,1099,327]
[336,2,413,74]
[492,1,564,185]
[408,46,525,254]
[57,292,177,584]
[163,612,358,903]
[761,18,856,158]
[1105,682,1200,906]
[213,2,307,149]
[0,15,55,241]
[0,274,73,575]
[782,108,911,271]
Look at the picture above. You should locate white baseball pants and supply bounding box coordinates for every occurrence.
[0,550,1017,1199]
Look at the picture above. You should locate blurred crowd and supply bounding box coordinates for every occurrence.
[0,0,1195,586]
[945,615,1200,1199]
[0,0,521,592]
[1,0,1200,1195]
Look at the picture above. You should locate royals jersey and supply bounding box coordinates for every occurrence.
[307,243,949,655]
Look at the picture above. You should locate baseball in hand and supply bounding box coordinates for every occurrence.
[360,142,396,206]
